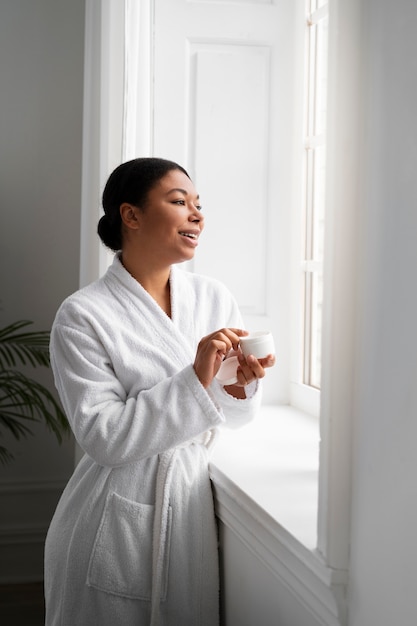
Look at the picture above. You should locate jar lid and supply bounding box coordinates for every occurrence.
[215,356,239,386]
[240,331,271,345]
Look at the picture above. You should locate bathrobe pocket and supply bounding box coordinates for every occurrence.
[87,491,171,601]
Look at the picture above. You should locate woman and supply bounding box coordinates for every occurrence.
[44,158,275,625]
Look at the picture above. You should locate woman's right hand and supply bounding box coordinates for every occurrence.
[193,328,248,388]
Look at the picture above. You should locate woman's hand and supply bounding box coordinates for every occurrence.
[193,327,276,397]
[234,352,276,386]
[224,352,276,399]
[193,328,248,388]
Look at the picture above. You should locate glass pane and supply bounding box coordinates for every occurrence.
[314,16,328,136]
[309,271,323,388]
[304,148,314,259]
[312,144,326,261]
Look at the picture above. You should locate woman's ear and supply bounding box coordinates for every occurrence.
[120,203,141,230]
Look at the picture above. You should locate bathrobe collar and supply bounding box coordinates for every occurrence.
[104,253,196,369]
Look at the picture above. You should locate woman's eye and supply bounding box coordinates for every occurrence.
[171,199,202,210]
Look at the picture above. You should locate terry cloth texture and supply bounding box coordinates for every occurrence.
[44,254,261,626]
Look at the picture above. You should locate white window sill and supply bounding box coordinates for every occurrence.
[210,404,319,549]
[209,405,346,626]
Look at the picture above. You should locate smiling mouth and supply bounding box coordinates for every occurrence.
[179,232,198,239]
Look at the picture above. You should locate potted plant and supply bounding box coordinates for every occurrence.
[0,320,69,464]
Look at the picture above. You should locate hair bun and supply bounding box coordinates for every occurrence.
[97,214,121,252]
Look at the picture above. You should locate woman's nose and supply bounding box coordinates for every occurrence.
[190,205,203,221]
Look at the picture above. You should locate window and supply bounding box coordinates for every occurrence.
[289,0,328,417]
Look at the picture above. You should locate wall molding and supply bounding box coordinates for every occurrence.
[0,479,67,495]
[0,479,67,583]
[0,523,47,546]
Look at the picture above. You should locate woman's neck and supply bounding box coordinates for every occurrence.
[120,252,172,317]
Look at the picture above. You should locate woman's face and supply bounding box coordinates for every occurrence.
[130,169,204,266]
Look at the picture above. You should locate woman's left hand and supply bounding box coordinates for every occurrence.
[224,352,276,398]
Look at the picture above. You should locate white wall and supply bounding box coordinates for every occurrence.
[219,523,323,626]
[0,0,85,581]
[348,0,417,624]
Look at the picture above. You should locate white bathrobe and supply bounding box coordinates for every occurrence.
[44,254,261,626]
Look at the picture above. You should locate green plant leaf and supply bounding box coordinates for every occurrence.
[0,320,51,370]
[0,370,70,455]
[0,446,14,465]
[0,321,70,465]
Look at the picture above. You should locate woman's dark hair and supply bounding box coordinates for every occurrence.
[97,157,190,252]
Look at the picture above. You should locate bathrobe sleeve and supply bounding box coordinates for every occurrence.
[208,377,261,429]
[50,321,225,468]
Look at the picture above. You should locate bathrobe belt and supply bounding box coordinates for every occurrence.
[150,430,217,626]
